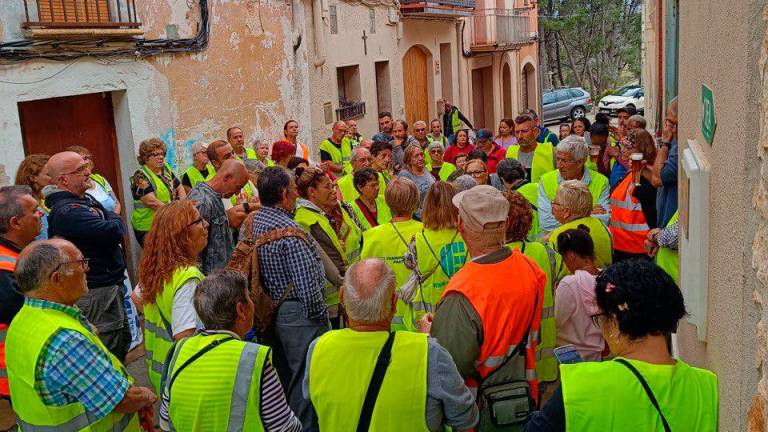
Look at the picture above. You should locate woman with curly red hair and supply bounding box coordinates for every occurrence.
[133,200,208,394]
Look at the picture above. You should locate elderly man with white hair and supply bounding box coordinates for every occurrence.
[537,134,610,235]
[337,146,387,202]
[303,258,478,431]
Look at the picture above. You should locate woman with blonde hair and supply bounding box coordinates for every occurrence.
[133,200,208,394]
[413,182,468,331]
[15,154,51,240]
[360,176,423,331]
[130,137,186,246]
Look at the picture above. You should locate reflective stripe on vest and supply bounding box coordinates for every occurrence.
[656,211,680,284]
[309,329,429,431]
[0,244,18,272]
[610,176,650,254]
[541,168,608,207]
[506,143,556,182]
[361,220,424,331]
[442,250,545,400]
[143,266,203,395]
[0,246,16,396]
[131,165,172,232]
[7,305,137,431]
[165,334,267,432]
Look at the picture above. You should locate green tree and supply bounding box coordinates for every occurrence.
[539,0,642,96]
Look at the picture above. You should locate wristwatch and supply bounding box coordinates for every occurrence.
[243,202,251,213]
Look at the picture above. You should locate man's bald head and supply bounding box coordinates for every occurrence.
[16,238,79,294]
[211,159,249,198]
[47,151,92,196]
[342,258,396,324]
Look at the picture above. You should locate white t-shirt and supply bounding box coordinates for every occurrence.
[134,280,201,335]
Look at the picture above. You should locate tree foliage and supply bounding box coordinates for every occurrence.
[539,0,642,97]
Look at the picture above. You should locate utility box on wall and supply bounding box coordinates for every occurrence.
[680,139,711,341]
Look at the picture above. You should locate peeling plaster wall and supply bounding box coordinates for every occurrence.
[303,0,465,145]
[0,0,311,183]
[674,0,763,430]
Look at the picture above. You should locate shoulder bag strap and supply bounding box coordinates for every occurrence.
[356,332,397,432]
[614,359,672,432]
[167,337,235,399]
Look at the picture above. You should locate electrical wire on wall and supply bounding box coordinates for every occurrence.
[0,0,209,62]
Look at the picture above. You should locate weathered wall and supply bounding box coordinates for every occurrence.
[303,0,463,144]
[0,0,311,183]
[673,0,763,430]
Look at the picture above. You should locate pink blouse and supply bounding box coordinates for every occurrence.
[555,270,605,361]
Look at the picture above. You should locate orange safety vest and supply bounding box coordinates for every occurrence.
[609,175,650,254]
[298,142,310,160]
[0,243,19,397]
[441,249,546,400]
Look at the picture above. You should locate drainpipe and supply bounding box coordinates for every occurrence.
[313,0,326,67]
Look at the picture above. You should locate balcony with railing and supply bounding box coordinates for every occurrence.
[336,101,366,121]
[22,0,143,38]
[400,0,475,19]
[470,8,535,51]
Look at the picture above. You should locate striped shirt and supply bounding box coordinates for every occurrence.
[159,330,301,431]
[29,298,129,419]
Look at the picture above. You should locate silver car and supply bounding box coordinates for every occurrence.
[541,87,593,123]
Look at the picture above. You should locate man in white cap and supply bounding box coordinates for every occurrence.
[430,185,545,429]
[182,142,214,193]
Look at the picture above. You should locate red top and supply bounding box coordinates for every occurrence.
[484,143,507,173]
[444,143,475,164]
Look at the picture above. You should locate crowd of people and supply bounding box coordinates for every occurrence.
[0,96,717,431]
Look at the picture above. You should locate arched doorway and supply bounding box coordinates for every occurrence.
[402,46,430,127]
[521,63,536,110]
[502,63,512,118]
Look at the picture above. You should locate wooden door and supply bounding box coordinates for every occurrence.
[18,92,124,203]
[402,46,429,127]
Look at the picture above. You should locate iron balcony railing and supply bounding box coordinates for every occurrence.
[336,102,366,121]
[471,8,533,48]
[22,0,141,28]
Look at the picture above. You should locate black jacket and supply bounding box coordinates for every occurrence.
[0,237,24,325]
[46,190,126,288]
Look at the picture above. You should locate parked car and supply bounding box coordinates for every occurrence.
[542,87,593,123]
[598,87,645,116]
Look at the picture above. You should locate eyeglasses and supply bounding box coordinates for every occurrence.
[429,149,443,154]
[150,151,166,158]
[62,164,89,176]
[466,170,486,177]
[188,217,205,227]
[590,313,606,328]
[53,258,90,273]
[551,201,563,207]
[414,128,426,132]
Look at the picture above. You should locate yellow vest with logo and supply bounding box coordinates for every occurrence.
[143,266,204,395]
[361,220,424,331]
[412,229,467,331]
[506,143,556,182]
[165,333,269,431]
[309,329,429,431]
[7,304,139,431]
[131,165,172,232]
[295,204,363,305]
[506,241,561,382]
[561,358,718,431]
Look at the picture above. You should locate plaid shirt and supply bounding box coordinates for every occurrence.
[29,298,129,419]
[252,206,328,320]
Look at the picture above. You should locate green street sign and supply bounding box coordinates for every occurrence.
[701,84,716,145]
